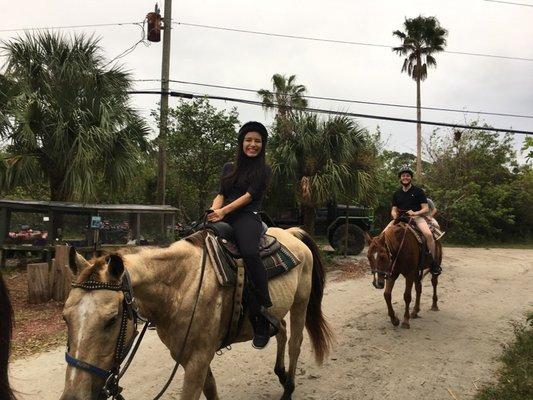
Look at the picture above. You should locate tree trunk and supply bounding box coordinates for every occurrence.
[52,245,72,301]
[27,262,51,304]
[197,189,207,218]
[302,204,316,236]
[416,65,422,179]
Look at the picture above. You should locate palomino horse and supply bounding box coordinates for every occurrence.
[60,227,332,400]
[1,271,16,400]
[366,221,442,329]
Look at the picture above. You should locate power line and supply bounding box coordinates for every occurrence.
[0,21,140,33]
[484,0,533,7]
[127,90,533,135]
[175,21,533,62]
[132,78,533,120]
[2,19,531,62]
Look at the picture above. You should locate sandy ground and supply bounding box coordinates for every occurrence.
[10,247,533,400]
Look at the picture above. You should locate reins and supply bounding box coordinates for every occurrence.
[65,238,208,400]
[372,217,412,278]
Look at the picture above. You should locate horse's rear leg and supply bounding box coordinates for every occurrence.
[431,274,439,311]
[384,278,400,326]
[274,319,288,385]
[411,279,422,318]
[281,300,307,400]
[401,277,414,329]
[202,366,219,400]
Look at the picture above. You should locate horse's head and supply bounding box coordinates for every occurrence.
[365,232,391,289]
[60,252,137,400]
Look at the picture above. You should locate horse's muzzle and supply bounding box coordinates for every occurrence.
[372,275,385,289]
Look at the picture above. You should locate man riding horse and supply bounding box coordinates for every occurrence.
[385,165,442,276]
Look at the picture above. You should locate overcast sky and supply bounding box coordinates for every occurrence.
[1,0,532,161]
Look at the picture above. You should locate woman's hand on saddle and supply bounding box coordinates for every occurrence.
[207,208,226,222]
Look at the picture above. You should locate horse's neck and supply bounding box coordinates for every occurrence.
[125,242,201,323]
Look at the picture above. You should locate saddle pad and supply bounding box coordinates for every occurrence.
[406,223,441,243]
[205,233,300,287]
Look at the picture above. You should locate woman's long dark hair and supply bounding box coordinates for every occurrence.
[0,272,15,399]
[221,122,270,192]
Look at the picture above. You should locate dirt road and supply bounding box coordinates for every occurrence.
[10,247,533,400]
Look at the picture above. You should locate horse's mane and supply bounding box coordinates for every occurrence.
[0,272,16,399]
[76,257,108,283]
[383,223,414,249]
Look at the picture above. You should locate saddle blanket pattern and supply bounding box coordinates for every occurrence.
[205,233,300,287]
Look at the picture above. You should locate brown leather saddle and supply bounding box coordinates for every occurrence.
[208,221,281,259]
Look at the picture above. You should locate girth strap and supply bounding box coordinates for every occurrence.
[222,262,245,348]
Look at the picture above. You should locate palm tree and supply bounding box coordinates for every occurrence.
[393,16,447,178]
[0,31,149,201]
[258,74,308,139]
[269,112,374,234]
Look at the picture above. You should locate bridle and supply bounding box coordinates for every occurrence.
[370,216,412,280]
[64,241,208,400]
[66,269,145,399]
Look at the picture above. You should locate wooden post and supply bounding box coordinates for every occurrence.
[27,262,51,304]
[52,244,73,301]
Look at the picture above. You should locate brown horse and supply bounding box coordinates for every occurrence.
[59,227,332,400]
[366,222,442,329]
[0,271,16,400]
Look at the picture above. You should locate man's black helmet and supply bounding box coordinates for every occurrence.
[398,165,414,178]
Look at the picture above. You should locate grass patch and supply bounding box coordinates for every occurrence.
[474,313,533,400]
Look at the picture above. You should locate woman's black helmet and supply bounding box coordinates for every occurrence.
[398,165,414,178]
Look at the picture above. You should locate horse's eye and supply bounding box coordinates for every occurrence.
[104,315,119,329]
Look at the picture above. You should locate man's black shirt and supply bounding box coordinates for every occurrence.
[392,185,428,212]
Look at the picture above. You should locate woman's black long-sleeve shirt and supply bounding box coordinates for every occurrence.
[218,162,271,213]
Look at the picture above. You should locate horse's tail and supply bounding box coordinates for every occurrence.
[288,228,333,365]
[0,272,15,399]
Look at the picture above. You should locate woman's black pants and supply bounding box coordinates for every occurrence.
[225,212,272,312]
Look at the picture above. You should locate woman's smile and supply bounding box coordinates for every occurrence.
[243,131,263,157]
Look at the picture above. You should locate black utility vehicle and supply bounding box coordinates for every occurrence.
[262,202,373,255]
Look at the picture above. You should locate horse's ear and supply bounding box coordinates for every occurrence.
[107,254,124,279]
[364,231,373,246]
[68,247,91,275]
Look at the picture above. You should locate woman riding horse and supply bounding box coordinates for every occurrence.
[208,121,277,349]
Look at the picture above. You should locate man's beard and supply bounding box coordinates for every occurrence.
[401,180,411,188]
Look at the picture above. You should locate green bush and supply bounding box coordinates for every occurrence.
[475,313,533,400]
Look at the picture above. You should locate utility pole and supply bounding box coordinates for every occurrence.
[156,0,172,205]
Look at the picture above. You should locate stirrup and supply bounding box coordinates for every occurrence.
[259,306,280,337]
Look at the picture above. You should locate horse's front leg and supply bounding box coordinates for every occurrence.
[411,278,422,318]
[401,276,414,329]
[384,277,399,326]
[181,353,215,400]
[431,274,439,311]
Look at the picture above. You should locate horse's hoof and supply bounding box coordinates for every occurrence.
[410,313,420,319]
[401,322,410,329]
[431,305,440,311]
[391,317,400,326]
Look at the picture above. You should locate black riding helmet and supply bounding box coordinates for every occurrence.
[398,165,414,178]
